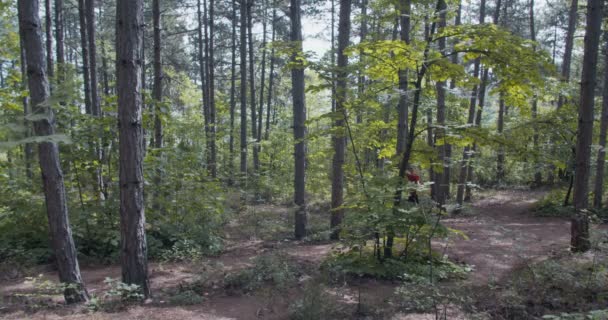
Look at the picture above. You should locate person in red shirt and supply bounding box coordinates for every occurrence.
[406,165,420,204]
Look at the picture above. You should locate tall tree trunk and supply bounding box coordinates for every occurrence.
[456,0,485,210]
[55,0,64,78]
[152,0,163,209]
[356,0,368,124]
[116,0,150,296]
[395,0,410,155]
[435,0,447,208]
[20,37,34,180]
[290,0,307,239]
[77,0,91,114]
[572,0,603,253]
[264,6,276,140]
[208,0,217,177]
[240,0,248,174]
[18,0,88,303]
[45,0,53,80]
[248,0,259,172]
[330,0,352,240]
[258,0,267,145]
[229,0,237,182]
[87,0,99,115]
[497,94,505,183]
[557,0,578,110]
[330,0,336,113]
[593,33,608,209]
[529,0,541,187]
[387,0,442,257]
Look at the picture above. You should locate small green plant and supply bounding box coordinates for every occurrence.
[160,239,205,262]
[395,279,472,319]
[289,282,341,320]
[103,277,145,301]
[224,252,298,292]
[167,289,204,305]
[542,310,608,320]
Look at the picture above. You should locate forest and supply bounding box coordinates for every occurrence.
[1,0,608,318]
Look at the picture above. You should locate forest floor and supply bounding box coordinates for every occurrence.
[0,189,600,320]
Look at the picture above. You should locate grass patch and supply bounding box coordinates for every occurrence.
[224,252,300,292]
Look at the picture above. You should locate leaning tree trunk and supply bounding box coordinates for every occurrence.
[116,0,150,296]
[571,0,603,253]
[18,0,89,303]
[330,0,352,240]
[557,0,578,110]
[291,0,308,239]
[593,32,608,209]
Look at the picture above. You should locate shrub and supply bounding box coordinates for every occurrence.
[224,252,298,292]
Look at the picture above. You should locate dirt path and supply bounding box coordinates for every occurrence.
[439,190,571,284]
[0,190,589,319]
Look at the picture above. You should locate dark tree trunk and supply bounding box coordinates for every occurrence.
[229,0,237,182]
[258,0,267,145]
[330,0,336,114]
[77,0,91,114]
[593,32,608,209]
[87,0,99,115]
[55,0,64,75]
[152,0,163,210]
[456,0,485,210]
[208,0,217,177]
[45,0,53,80]
[497,94,505,183]
[530,0,541,187]
[18,0,88,303]
[435,0,447,208]
[247,0,259,172]
[240,0,248,174]
[290,0,307,239]
[20,37,34,180]
[395,0,410,155]
[264,7,276,141]
[116,0,150,296]
[330,0,351,240]
[572,0,603,253]
[557,0,578,110]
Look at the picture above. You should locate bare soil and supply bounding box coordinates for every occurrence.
[0,190,598,320]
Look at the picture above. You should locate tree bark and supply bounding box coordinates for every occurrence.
[229,0,237,182]
[87,0,99,115]
[208,0,217,177]
[248,0,259,172]
[435,0,447,208]
[258,0,267,145]
[395,0,410,155]
[571,0,603,253]
[593,32,608,209]
[330,0,352,240]
[456,0,485,210]
[116,0,150,296]
[557,0,578,110]
[530,0,541,187]
[55,0,64,76]
[152,0,163,208]
[45,0,53,80]
[18,0,89,303]
[240,0,248,174]
[77,0,91,114]
[264,7,276,141]
[290,0,307,239]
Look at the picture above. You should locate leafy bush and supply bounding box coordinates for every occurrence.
[289,282,342,320]
[542,310,608,320]
[533,189,573,217]
[224,252,298,292]
[167,290,204,305]
[322,250,471,281]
